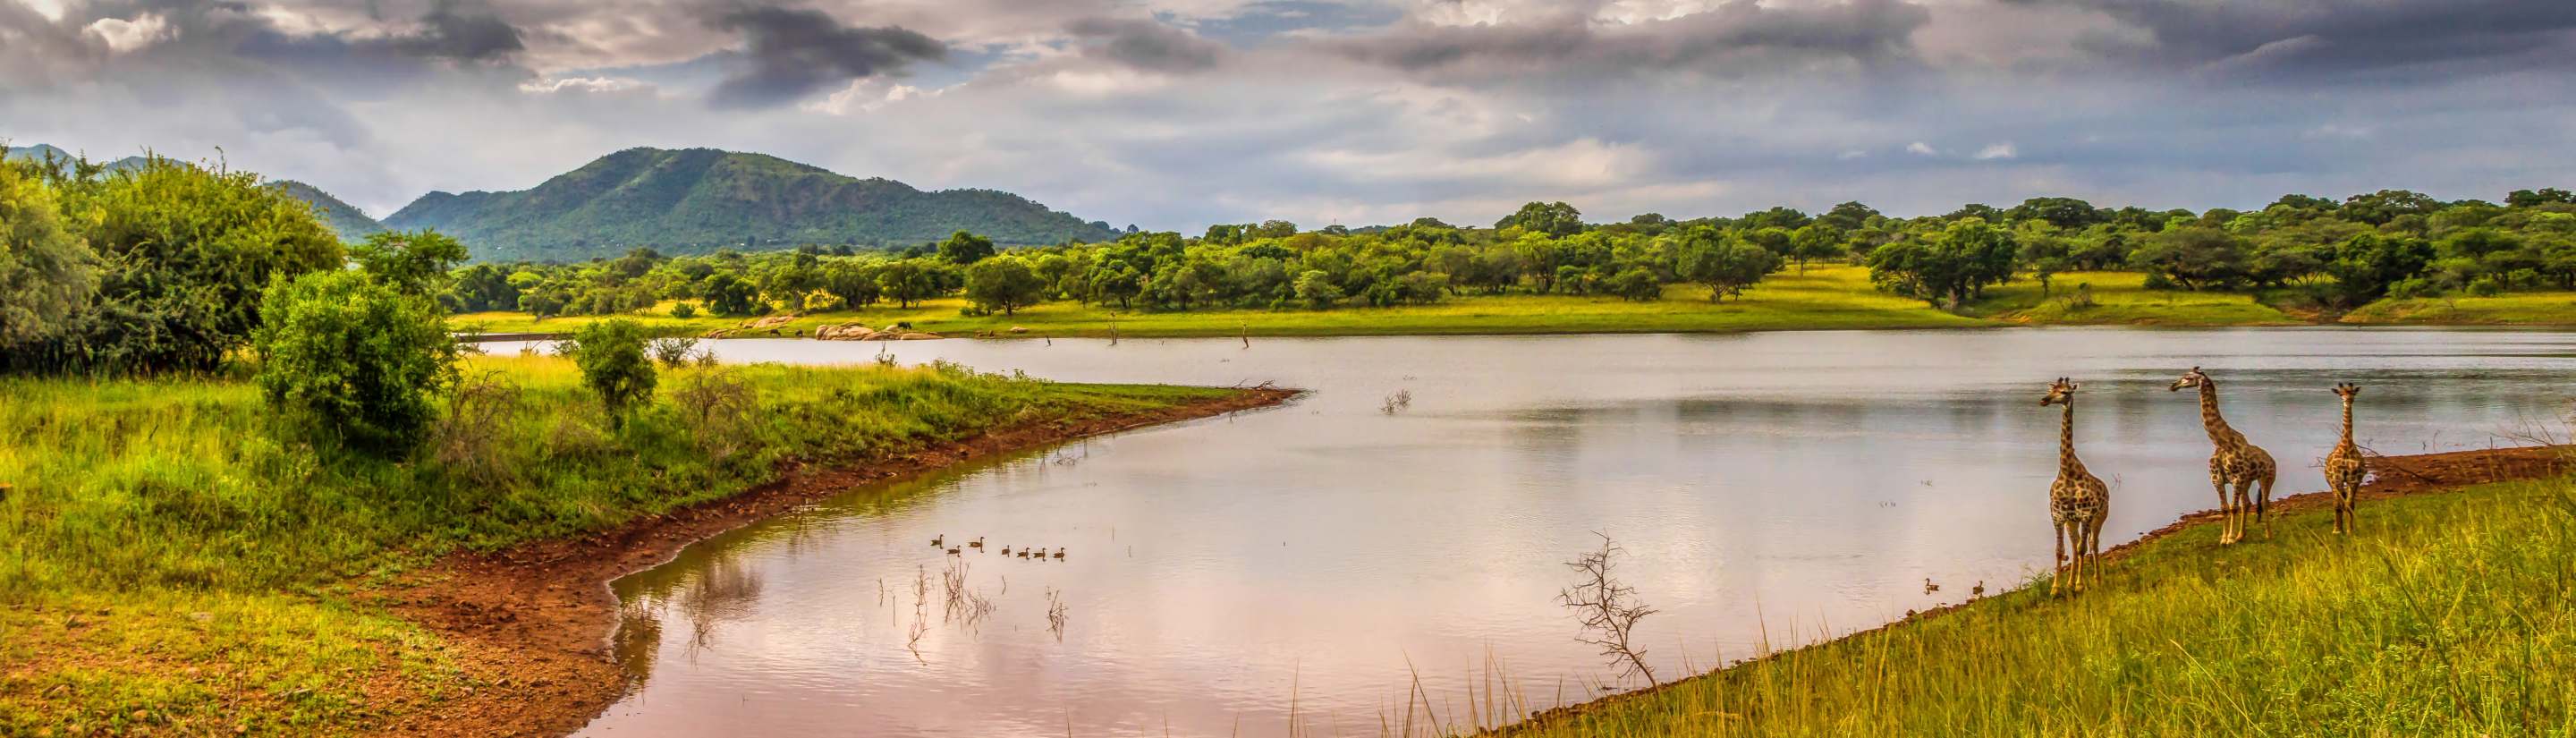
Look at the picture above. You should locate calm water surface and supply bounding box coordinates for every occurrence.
[565,328,2576,737]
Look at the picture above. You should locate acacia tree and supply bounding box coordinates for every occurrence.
[1679,228,1782,302]
[937,230,996,265]
[964,256,1046,316]
[1866,217,2018,309]
[1497,200,1584,237]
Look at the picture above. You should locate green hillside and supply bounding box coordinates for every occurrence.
[383,147,1118,261]
[269,179,386,242]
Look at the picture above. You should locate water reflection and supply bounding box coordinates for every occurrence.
[572,328,2576,737]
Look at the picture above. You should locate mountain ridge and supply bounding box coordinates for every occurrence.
[384,147,1119,261]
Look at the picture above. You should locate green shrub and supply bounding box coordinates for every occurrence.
[567,318,656,422]
[250,269,459,453]
[669,301,699,318]
[648,336,699,369]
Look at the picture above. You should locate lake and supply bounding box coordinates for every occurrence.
[559,327,2576,737]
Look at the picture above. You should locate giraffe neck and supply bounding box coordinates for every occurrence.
[2058,398,2081,476]
[2339,396,2355,446]
[2197,381,2235,445]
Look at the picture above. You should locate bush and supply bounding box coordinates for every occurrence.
[801,290,846,313]
[567,318,657,423]
[648,336,699,368]
[1606,267,1662,301]
[669,302,698,319]
[251,269,459,453]
[2466,276,2504,297]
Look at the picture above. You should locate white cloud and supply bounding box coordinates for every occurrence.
[1837,148,1868,160]
[517,76,651,96]
[1973,142,2016,160]
[84,13,173,54]
[1906,141,1938,156]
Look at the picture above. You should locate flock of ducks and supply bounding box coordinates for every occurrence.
[931,534,1065,560]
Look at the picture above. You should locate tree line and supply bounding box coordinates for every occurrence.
[448,188,2576,322]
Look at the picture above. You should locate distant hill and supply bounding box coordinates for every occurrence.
[5,144,151,174]
[384,147,1119,261]
[270,180,387,242]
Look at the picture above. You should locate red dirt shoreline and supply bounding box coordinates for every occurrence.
[369,387,1300,737]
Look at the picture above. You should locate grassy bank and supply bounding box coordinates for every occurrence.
[2339,292,2576,327]
[1511,474,2576,736]
[0,356,1235,734]
[449,266,2459,340]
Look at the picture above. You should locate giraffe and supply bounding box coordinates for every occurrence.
[2324,383,2368,535]
[2041,377,2111,595]
[2171,367,2277,544]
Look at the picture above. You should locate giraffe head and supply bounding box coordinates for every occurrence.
[2168,366,2211,393]
[2334,382,2362,400]
[2040,377,2080,407]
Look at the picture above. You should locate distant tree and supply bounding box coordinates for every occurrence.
[1292,270,1343,308]
[2008,197,2103,230]
[2506,188,2575,208]
[2016,226,2074,295]
[877,259,945,308]
[1790,225,1845,271]
[937,231,996,265]
[1866,218,2018,308]
[567,318,656,425]
[446,263,520,313]
[1606,267,1663,301]
[1251,220,1298,239]
[1679,229,1783,301]
[2128,225,2249,290]
[0,161,95,345]
[2327,233,2436,301]
[2338,190,2441,226]
[351,230,469,297]
[701,274,759,316]
[964,256,1046,316]
[252,269,458,453]
[669,302,698,319]
[1739,206,1811,231]
[1497,201,1584,238]
[1818,201,1882,232]
[1408,216,1455,230]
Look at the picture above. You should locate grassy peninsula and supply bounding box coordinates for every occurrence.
[0,355,1244,734]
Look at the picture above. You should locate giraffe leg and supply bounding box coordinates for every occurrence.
[2233,479,2256,544]
[2208,458,2230,542]
[2051,523,2066,597]
[2089,520,2106,589]
[2258,474,2275,540]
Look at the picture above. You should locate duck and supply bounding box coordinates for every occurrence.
[1017,550,1031,559]
[930,535,945,547]
[1923,578,1940,595]
[945,547,962,556]
[1000,547,1013,556]
[1051,547,1066,560]
[969,537,986,549]
[1971,581,1987,598]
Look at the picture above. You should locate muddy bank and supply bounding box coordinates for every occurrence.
[369,387,1299,737]
[1504,443,2571,734]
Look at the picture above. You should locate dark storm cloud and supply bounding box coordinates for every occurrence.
[705,4,946,109]
[2013,0,2576,80]
[1326,0,1930,82]
[1065,17,1224,72]
[386,0,527,61]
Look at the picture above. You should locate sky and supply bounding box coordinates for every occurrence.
[2,0,2572,231]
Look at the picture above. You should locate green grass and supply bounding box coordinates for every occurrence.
[1966,271,2305,326]
[0,356,1230,734]
[455,267,2470,339]
[453,267,1994,339]
[2340,292,2576,327]
[1507,478,2576,736]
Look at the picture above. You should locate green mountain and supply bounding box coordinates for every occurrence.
[269,180,387,242]
[5,144,151,173]
[383,147,1119,261]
